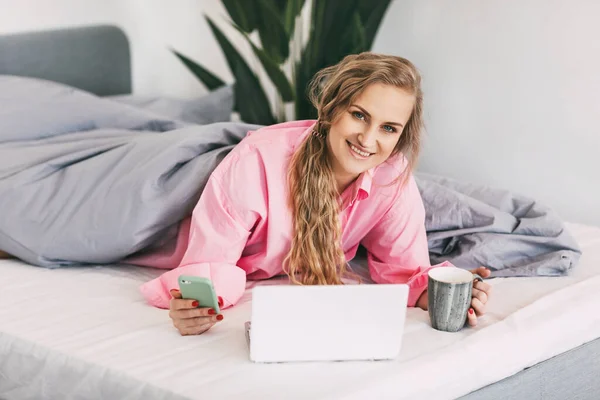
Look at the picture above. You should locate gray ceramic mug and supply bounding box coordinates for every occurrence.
[427,266,484,332]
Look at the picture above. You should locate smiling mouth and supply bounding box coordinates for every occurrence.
[347,140,373,158]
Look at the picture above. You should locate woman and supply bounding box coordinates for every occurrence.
[128,52,493,335]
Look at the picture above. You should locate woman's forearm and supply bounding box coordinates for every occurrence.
[416,289,428,310]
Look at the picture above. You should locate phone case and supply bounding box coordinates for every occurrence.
[178,275,220,313]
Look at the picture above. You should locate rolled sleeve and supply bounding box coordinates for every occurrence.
[139,153,257,309]
[139,262,247,309]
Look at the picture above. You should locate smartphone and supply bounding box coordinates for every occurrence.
[178,275,220,313]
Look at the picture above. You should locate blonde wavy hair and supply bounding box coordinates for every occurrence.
[284,52,424,286]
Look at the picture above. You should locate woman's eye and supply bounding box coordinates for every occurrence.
[352,111,365,120]
[382,125,396,133]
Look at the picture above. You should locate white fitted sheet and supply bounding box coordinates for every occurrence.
[1,222,600,400]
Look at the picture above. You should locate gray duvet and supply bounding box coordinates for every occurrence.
[0,76,581,276]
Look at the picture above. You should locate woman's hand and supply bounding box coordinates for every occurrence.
[466,266,493,327]
[168,289,224,336]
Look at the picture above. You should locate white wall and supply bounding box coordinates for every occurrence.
[2,0,598,226]
[375,0,600,226]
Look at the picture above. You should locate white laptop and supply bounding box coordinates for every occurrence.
[245,283,409,363]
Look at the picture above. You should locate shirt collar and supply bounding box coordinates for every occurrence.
[352,168,374,203]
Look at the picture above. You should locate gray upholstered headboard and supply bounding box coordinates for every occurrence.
[0,25,131,96]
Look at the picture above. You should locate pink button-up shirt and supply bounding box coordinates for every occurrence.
[133,120,452,309]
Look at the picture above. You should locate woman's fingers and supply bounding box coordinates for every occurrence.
[466,307,478,327]
[472,287,488,304]
[170,307,225,335]
[471,297,486,316]
[175,314,224,335]
[179,322,215,336]
[467,299,485,328]
[168,289,225,336]
[470,266,492,278]
[169,306,219,320]
[466,269,492,329]
[177,316,222,329]
[474,280,492,296]
[169,298,198,312]
[170,297,200,311]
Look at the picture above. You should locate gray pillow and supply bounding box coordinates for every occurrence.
[107,85,234,125]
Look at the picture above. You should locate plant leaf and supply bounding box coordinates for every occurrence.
[232,23,295,102]
[340,12,366,56]
[205,15,276,125]
[284,0,306,36]
[254,0,290,64]
[357,0,393,49]
[294,43,318,121]
[308,0,360,68]
[222,0,259,33]
[295,0,362,120]
[262,0,286,16]
[171,49,226,90]
[232,63,279,124]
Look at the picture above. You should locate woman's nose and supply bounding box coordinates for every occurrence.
[358,128,377,148]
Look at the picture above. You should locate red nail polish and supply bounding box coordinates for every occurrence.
[216,314,224,321]
[469,308,474,315]
[191,300,199,307]
[218,296,223,306]
[208,308,216,315]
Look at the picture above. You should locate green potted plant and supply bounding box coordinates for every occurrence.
[172,0,392,125]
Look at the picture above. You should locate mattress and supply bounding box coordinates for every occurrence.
[1,222,600,400]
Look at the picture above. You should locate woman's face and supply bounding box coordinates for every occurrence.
[327,83,415,190]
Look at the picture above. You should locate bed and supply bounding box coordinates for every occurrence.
[1,25,599,400]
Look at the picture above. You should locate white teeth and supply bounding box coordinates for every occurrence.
[350,143,371,157]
